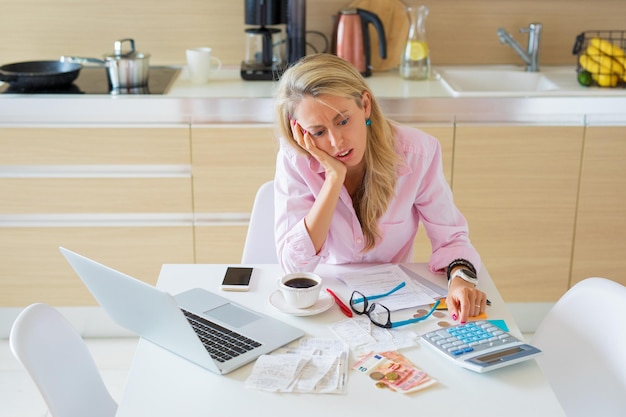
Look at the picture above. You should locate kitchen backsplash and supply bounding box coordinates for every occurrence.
[1,0,625,68]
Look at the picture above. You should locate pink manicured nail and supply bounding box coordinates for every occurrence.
[451,313,457,321]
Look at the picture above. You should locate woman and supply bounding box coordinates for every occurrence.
[273,53,486,323]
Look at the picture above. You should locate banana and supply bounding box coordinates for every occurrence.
[586,45,625,75]
[590,37,626,58]
[579,54,621,87]
[589,37,626,72]
[591,72,619,87]
[579,54,603,74]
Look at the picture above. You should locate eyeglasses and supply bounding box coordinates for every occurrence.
[350,282,441,329]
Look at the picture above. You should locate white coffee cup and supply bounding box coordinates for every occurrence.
[186,47,222,84]
[278,272,322,309]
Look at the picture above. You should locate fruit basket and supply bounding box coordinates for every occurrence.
[572,30,626,88]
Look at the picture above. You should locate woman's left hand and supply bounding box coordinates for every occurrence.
[446,278,488,324]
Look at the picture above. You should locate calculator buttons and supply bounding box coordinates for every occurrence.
[423,322,520,357]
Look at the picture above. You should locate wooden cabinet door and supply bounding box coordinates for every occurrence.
[409,124,454,263]
[453,125,584,302]
[191,125,277,263]
[0,227,195,306]
[191,125,277,213]
[0,127,191,164]
[572,126,626,287]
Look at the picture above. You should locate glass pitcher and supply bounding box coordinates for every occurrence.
[399,5,430,80]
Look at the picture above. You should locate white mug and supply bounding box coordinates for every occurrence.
[277,272,322,309]
[186,47,222,84]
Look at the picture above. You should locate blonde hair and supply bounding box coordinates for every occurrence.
[275,53,401,251]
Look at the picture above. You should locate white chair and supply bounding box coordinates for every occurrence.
[242,180,278,264]
[531,277,626,417]
[9,303,118,417]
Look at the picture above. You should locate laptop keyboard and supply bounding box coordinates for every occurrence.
[182,309,262,362]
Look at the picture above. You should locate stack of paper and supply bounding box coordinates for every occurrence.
[337,264,441,311]
[244,338,349,394]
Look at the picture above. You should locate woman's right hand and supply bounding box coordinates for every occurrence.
[291,119,346,182]
[290,119,346,254]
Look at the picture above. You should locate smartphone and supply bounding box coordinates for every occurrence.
[221,267,253,292]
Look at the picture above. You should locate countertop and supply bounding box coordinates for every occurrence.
[1,65,625,125]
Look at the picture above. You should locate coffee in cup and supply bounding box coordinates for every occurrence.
[278,272,322,309]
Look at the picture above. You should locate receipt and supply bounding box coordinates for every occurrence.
[244,354,308,392]
[244,338,349,394]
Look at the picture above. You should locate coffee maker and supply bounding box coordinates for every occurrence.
[241,0,306,81]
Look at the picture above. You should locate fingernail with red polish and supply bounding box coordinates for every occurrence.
[451,313,457,321]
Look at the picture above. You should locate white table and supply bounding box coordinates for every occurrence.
[115,263,565,417]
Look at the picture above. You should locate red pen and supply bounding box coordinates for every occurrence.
[326,288,353,318]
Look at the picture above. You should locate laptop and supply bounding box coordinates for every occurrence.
[59,247,304,375]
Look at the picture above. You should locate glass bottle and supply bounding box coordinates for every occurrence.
[399,5,430,80]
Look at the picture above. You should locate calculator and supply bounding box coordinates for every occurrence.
[421,321,542,373]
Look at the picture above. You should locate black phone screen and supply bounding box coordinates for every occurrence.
[222,267,253,286]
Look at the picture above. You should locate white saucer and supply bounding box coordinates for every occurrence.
[269,290,333,316]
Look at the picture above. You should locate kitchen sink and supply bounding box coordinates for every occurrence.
[436,65,580,97]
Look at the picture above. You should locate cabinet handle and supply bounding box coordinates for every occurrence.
[0,164,191,178]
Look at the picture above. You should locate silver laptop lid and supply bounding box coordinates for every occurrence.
[59,247,304,374]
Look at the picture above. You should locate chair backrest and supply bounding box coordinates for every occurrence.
[531,277,626,417]
[10,303,118,417]
[242,180,278,264]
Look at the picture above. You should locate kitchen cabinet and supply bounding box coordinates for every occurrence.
[0,126,195,306]
[191,125,278,213]
[2,100,623,307]
[410,124,454,263]
[452,124,584,302]
[191,125,278,264]
[571,126,626,287]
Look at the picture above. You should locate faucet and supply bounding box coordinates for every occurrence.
[497,23,542,72]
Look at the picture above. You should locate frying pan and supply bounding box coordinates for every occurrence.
[0,60,82,90]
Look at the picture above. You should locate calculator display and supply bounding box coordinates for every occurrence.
[472,346,525,365]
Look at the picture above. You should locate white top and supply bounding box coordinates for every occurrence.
[115,263,565,417]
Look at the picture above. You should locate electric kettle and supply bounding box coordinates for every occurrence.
[332,8,387,77]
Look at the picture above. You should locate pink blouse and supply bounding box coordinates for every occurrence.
[274,123,481,275]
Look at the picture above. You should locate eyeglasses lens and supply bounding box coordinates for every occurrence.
[350,292,391,327]
[350,291,367,314]
[368,303,390,327]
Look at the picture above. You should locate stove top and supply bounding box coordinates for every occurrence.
[0,66,180,95]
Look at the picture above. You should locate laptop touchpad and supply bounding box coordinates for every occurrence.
[204,303,261,328]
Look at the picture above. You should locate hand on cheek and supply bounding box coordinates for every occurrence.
[291,119,306,146]
[292,120,315,153]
